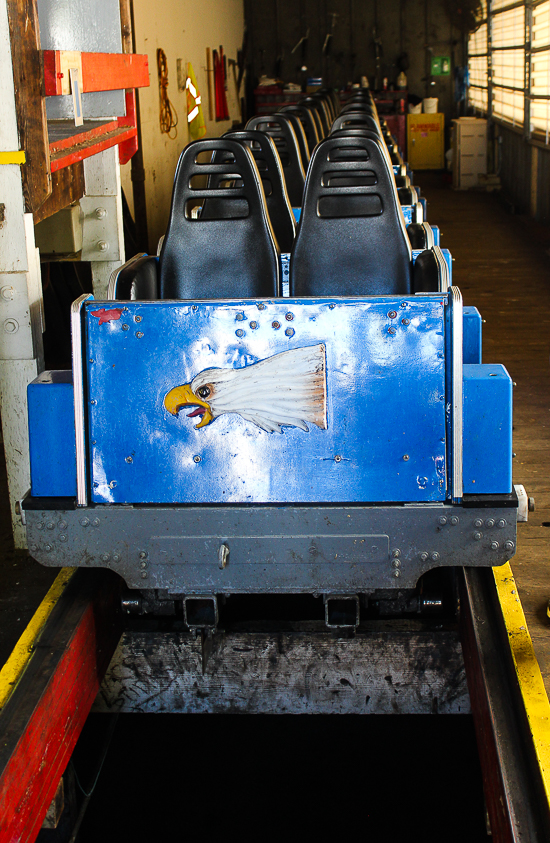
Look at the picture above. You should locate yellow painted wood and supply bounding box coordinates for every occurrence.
[494,563,550,805]
[0,569,75,711]
[407,113,444,169]
[0,151,26,165]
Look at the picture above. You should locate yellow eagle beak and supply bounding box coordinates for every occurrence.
[164,383,213,429]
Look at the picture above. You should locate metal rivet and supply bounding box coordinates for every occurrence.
[272,321,281,330]
[504,540,515,551]
[139,551,148,559]
[474,518,483,528]
[44,545,52,552]
[250,321,258,329]
[134,315,142,323]
[420,552,429,561]
[1,285,15,301]
[101,553,110,562]
[30,544,37,552]
[285,312,294,321]
[113,554,120,562]
[392,549,400,558]
[122,324,129,331]
[236,312,245,321]
[89,359,94,363]
[46,522,55,530]
[388,310,397,319]
[235,329,245,338]
[392,559,401,568]
[285,327,295,337]
[388,327,396,335]
[59,534,67,542]
[438,516,447,526]
[402,318,410,326]
[329,303,336,309]
[136,331,144,338]
[108,481,117,489]
[126,456,133,463]
[123,307,129,311]
[192,305,198,312]
[92,518,100,527]
[257,303,266,310]
[403,454,409,461]
[97,240,109,252]
[438,352,444,358]
[491,541,500,550]
[473,531,482,541]
[4,318,19,334]
[400,302,407,308]
[393,570,400,578]
[450,516,459,526]
[58,520,67,530]
[334,455,342,462]
[90,399,97,405]
[141,571,148,579]
[80,518,89,527]
[93,482,99,488]
[486,518,495,528]
[95,207,107,219]
[431,552,440,561]
[140,560,147,569]
[193,455,202,463]
[36,522,44,530]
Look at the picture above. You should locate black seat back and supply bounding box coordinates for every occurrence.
[280,104,320,155]
[159,139,280,299]
[245,114,306,207]
[290,135,412,297]
[331,112,380,134]
[276,111,310,167]
[223,130,296,253]
[301,98,327,138]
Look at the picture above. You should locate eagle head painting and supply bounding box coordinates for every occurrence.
[164,343,328,434]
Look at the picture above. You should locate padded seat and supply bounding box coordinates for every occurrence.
[331,112,380,134]
[280,104,320,155]
[245,114,306,207]
[159,138,280,299]
[290,135,412,297]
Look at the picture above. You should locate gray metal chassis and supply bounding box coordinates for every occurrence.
[25,501,517,594]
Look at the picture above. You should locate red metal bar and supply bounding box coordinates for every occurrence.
[42,51,149,95]
[49,120,119,154]
[49,125,137,172]
[118,90,139,165]
[0,571,121,842]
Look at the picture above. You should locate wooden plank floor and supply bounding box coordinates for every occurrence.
[420,173,550,695]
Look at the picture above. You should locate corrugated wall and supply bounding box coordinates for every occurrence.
[499,126,550,223]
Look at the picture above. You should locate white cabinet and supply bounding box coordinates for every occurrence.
[452,117,487,189]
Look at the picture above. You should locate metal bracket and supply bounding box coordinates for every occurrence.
[80,196,121,261]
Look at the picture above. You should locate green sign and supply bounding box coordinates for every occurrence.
[431,56,451,76]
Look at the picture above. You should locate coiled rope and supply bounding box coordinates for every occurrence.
[157,48,178,138]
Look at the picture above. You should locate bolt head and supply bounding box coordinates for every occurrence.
[97,240,109,252]
[141,571,148,579]
[486,519,495,528]
[491,541,500,550]
[80,518,89,527]
[139,551,148,559]
[92,518,100,527]
[420,552,429,562]
[474,518,483,528]
[431,552,440,561]
[497,519,506,529]
[474,531,482,541]
[438,516,447,526]
[504,540,515,551]
[101,553,110,562]
[393,570,400,578]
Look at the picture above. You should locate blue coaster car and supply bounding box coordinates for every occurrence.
[23,135,516,617]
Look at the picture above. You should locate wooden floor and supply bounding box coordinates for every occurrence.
[421,173,550,695]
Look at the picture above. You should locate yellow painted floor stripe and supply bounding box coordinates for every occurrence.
[494,563,550,805]
[0,568,75,711]
[0,150,26,165]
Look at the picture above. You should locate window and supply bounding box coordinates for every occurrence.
[531,1,550,139]
[491,4,525,126]
[468,23,488,111]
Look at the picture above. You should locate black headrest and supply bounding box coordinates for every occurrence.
[407,222,434,249]
[341,102,377,116]
[275,111,310,166]
[109,254,159,300]
[159,139,280,299]
[223,130,296,253]
[331,112,380,134]
[290,135,412,297]
[245,114,306,207]
[413,248,449,293]
[280,104,320,154]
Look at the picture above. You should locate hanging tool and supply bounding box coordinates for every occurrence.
[213,46,229,121]
[206,47,214,121]
[322,12,338,55]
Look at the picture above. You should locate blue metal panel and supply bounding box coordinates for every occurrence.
[292,208,301,222]
[463,307,482,364]
[27,371,77,497]
[84,297,448,505]
[463,364,513,494]
[431,226,440,246]
[419,197,428,218]
[402,206,413,225]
